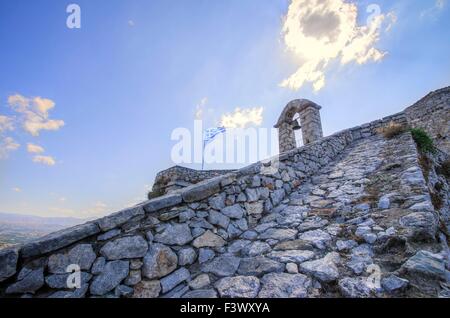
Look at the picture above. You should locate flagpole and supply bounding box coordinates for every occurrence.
[201,139,206,171]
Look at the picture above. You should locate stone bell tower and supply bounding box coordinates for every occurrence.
[274,99,323,153]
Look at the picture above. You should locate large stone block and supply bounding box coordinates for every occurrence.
[142,244,178,279]
[96,206,144,231]
[90,260,129,296]
[182,177,222,202]
[143,193,183,213]
[0,247,19,282]
[100,236,148,260]
[21,222,100,258]
[154,223,193,245]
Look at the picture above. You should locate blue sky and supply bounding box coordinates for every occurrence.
[0,0,449,218]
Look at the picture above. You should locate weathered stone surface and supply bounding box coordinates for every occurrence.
[6,268,44,294]
[0,248,18,282]
[90,260,129,296]
[201,256,240,277]
[198,248,215,264]
[238,257,284,276]
[97,206,144,231]
[189,274,211,289]
[208,193,226,210]
[45,272,92,289]
[270,189,285,206]
[267,250,315,263]
[298,229,332,249]
[91,257,106,275]
[115,284,134,297]
[228,240,251,253]
[98,229,121,241]
[378,195,390,209]
[132,280,161,298]
[241,230,258,240]
[130,259,143,270]
[143,193,183,212]
[160,267,190,293]
[401,250,446,279]
[221,205,244,219]
[297,218,328,232]
[299,252,340,282]
[245,202,264,216]
[182,177,222,202]
[142,244,178,279]
[286,263,299,274]
[274,239,314,251]
[182,289,218,298]
[245,188,259,202]
[381,275,409,293]
[154,223,193,246]
[49,285,89,298]
[399,212,437,239]
[124,270,142,286]
[21,222,100,258]
[245,241,271,257]
[48,244,96,274]
[215,276,260,298]
[208,210,230,229]
[161,283,189,298]
[336,240,358,252]
[338,277,374,298]
[193,230,226,248]
[259,228,297,241]
[100,236,148,260]
[258,273,311,298]
[178,248,197,266]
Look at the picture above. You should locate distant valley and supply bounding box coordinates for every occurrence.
[0,212,87,249]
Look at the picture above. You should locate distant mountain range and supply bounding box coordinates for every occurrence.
[0,212,88,249]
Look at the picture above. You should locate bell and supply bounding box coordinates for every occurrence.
[292,119,301,130]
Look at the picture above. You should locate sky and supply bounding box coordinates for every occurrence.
[0,0,449,219]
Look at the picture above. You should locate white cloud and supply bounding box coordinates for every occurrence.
[32,155,56,166]
[0,116,14,133]
[280,0,394,91]
[0,137,20,159]
[12,187,21,192]
[220,107,264,128]
[420,0,447,20]
[27,143,45,154]
[128,20,135,27]
[7,94,65,136]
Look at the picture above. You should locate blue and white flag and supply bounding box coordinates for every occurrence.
[204,127,226,144]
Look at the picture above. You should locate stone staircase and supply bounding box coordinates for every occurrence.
[208,133,449,298]
[0,87,448,298]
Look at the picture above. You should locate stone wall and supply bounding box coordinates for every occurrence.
[0,111,411,298]
[149,166,234,198]
[404,86,450,153]
[0,87,447,298]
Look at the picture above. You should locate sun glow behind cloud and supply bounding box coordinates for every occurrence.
[280,0,395,92]
[220,107,264,128]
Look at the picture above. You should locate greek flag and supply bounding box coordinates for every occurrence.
[204,127,226,144]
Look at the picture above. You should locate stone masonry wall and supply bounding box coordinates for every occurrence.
[149,166,234,198]
[404,86,450,153]
[0,111,409,298]
[0,87,447,298]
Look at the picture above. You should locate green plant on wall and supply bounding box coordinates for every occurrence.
[410,128,436,153]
